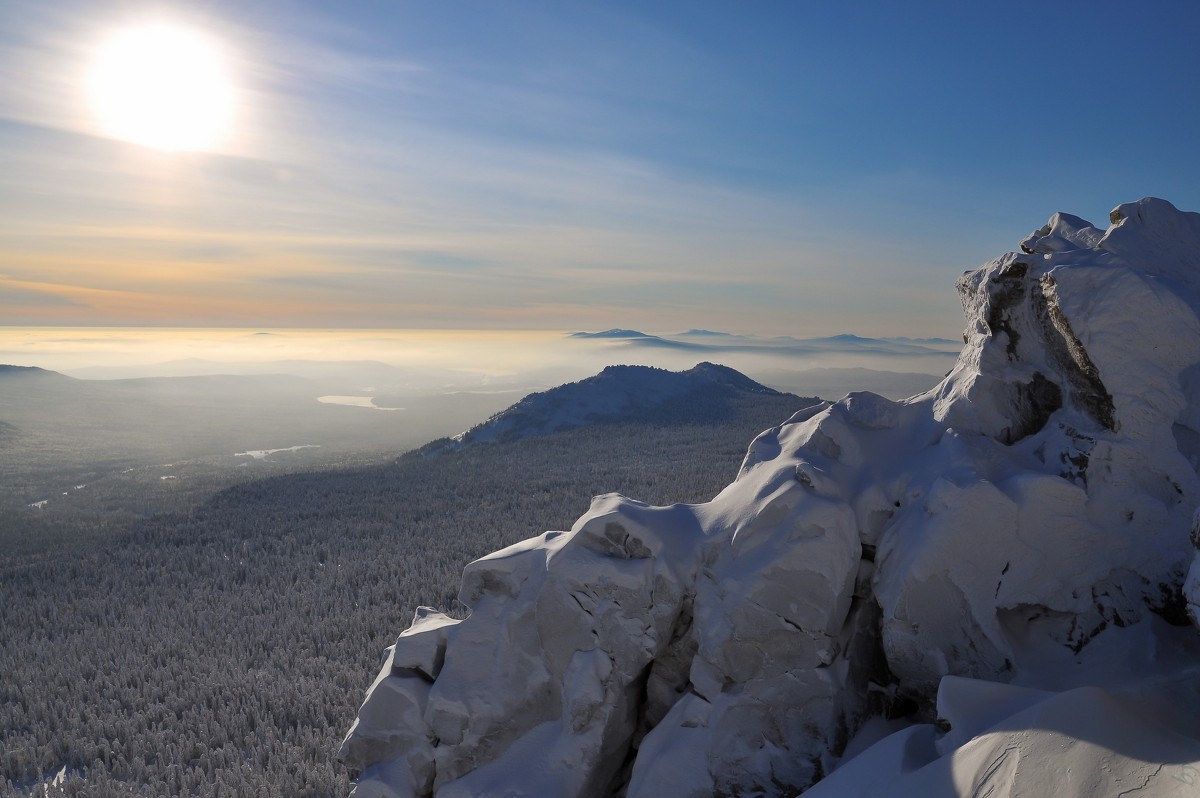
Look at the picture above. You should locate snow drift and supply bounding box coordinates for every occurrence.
[342,197,1200,797]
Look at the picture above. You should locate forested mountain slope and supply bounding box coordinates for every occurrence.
[0,380,810,797]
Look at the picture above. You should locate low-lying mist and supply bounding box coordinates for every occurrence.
[0,326,958,394]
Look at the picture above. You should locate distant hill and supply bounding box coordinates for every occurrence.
[885,336,960,346]
[678,329,734,337]
[567,329,960,360]
[0,364,67,379]
[424,362,812,453]
[567,329,652,339]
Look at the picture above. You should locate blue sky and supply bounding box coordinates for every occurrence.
[1,0,1197,336]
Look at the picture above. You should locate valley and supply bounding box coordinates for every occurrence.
[0,363,813,797]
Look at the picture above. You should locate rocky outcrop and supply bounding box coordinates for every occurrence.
[342,198,1200,796]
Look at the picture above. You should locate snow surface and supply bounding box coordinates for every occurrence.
[342,198,1200,797]
[807,619,1200,797]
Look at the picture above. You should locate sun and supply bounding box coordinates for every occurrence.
[87,23,236,152]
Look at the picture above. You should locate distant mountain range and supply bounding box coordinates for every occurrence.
[569,328,960,357]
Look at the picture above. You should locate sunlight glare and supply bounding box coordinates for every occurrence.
[87,23,236,152]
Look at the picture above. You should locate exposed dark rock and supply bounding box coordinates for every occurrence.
[984,260,1030,360]
[1003,372,1062,444]
[1149,581,1192,627]
[1036,274,1117,432]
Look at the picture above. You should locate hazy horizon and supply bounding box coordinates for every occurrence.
[0,325,959,388]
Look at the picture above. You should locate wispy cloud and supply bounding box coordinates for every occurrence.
[1,0,956,333]
[7,1,1193,336]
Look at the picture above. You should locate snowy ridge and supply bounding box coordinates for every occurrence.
[430,362,790,452]
[342,198,1200,797]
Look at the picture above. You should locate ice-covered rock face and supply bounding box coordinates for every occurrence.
[900,197,1200,691]
[341,198,1200,797]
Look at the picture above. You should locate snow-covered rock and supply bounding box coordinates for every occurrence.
[343,197,1200,797]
